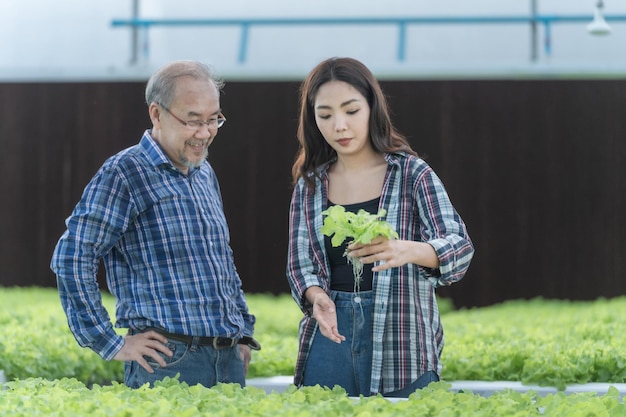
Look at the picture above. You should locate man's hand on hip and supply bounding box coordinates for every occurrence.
[113,330,173,373]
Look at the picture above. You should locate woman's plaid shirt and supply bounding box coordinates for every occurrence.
[286,152,474,394]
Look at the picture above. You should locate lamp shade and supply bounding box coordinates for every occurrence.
[587,6,612,35]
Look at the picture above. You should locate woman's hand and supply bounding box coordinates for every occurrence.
[347,237,440,272]
[305,287,345,343]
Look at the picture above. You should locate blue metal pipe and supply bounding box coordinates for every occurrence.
[239,23,249,64]
[111,15,626,27]
[397,21,406,62]
[111,15,626,64]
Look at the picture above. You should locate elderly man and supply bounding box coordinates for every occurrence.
[51,60,259,388]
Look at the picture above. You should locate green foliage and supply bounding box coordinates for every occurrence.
[0,287,123,385]
[321,205,398,247]
[321,205,399,292]
[245,294,300,378]
[1,378,624,416]
[441,297,626,389]
[5,287,626,393]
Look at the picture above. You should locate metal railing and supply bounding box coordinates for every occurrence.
[111,14,626,65]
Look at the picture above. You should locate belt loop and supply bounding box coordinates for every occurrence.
[190,336,200,352]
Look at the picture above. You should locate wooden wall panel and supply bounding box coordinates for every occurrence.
[1,79,625,308]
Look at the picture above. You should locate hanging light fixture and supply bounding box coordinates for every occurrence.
[587,0,612,35]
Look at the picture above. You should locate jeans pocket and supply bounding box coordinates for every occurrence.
[145,341,189,369]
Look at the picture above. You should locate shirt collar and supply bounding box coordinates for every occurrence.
[139,130,202,176]
[139,130,173,168]
[383,152,403,167]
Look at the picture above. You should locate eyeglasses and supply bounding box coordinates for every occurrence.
[158,103,226,130]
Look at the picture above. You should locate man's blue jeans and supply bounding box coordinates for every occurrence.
[124,337,245,388]
[302,290,439,397]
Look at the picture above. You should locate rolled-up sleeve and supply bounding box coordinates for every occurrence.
[415,168,474,287]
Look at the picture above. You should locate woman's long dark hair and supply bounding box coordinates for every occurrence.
[291,57,416,189]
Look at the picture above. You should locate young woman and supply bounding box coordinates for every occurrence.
[286,57,474,397]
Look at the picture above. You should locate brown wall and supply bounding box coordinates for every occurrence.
[1,79,625,308]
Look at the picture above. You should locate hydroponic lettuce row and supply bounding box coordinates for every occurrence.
[3,288,626,390]
[2,377,625,417]
[0,288,302,384]
[442,297,626,390]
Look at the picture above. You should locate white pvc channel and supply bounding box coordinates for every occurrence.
[247,376,626,398]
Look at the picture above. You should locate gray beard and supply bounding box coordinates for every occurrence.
[181,148,208,169]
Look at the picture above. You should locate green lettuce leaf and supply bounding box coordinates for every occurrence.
[321,205,398,247]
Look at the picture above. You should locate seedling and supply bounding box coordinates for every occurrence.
[321,205,398,293]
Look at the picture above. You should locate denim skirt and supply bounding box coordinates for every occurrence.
[302,290,439,397]
[303,290,374,396]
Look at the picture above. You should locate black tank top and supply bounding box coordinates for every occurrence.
[325,197,381,292]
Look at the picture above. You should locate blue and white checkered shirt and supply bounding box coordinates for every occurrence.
[286,152,474,394]
[51,130,255,360]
